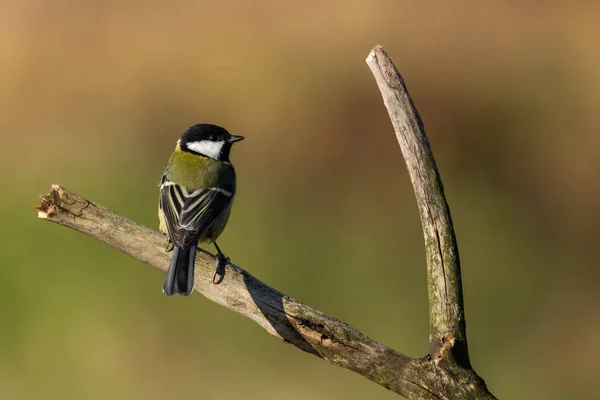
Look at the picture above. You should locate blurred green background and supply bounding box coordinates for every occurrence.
[2,1,599,399]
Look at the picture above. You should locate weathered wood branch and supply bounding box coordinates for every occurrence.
[366,46,469,365]
[34,46,496,399]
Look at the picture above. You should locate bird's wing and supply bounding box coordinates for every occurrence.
[160,177,234,249]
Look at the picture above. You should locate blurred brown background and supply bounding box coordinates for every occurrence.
[2,1,599,399]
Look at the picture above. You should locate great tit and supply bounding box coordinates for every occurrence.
[159,123,244,296]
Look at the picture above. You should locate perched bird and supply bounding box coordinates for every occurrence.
[159,123,244,296]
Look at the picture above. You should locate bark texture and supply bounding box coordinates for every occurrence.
[366,45,468,365]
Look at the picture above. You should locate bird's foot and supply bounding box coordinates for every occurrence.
[212,253,230,284]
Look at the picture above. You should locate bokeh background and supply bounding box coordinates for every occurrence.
[2,1,599,399]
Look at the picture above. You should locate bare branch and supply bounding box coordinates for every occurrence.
[366,46,468,365]
[34,185,419,397]
[35,184,492,399]
[34,46,497,399]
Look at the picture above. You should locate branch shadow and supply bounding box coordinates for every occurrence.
[240,268,321,358]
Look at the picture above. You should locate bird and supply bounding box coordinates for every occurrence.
[158,123,244,296]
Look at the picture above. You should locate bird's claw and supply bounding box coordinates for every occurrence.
[212,253,230,284]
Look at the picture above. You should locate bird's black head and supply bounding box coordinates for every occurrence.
[179,124,244,161]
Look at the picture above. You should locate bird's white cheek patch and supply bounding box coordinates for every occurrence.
[186,140,225,159]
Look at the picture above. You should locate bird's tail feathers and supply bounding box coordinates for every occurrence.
[163,245,197,296]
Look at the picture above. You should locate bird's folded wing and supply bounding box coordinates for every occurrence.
[160,180,233,249]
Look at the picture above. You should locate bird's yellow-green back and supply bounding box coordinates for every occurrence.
[165,145,236,190]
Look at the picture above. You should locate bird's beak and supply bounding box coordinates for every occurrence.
[227,135,245,143]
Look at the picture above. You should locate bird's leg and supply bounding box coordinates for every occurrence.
[212,242,229,284]
[165,235,174,252]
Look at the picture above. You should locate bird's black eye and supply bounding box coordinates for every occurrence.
[210,135,216,141]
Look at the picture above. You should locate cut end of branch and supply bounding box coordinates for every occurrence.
[35,184,64,219]
[366,45,386,64]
